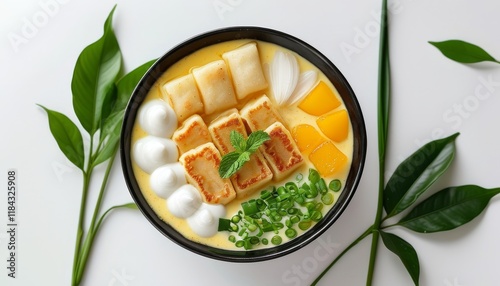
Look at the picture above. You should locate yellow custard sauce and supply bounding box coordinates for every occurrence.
[130,39,353,250]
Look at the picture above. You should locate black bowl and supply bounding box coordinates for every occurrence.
[120,26,366,262]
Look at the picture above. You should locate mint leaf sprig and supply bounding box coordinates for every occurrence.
[218,130,270,178]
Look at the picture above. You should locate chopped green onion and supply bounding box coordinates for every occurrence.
[298,220,312,231]
[262,238,269,245]
[228,235,236,243]
[308,169,320,184]
[260,190,272,200]
[322,193,334,205]
[235,240,245,248]
[242,200,259,215]
[318,178,328,194]
[218,218,232,231]
[231,215,241,223]
[249,236,260,245]
[248,224,258,232]
[329,179,342,192]
[310,211,322,222]
[285,228,297,238]
[271,235,282,245]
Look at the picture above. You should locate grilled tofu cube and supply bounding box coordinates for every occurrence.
[179,143,236,205]
[208,111,273,197]
[192,60,237,115]
[240,95,284,131]
[262,122,304,181]
[172,115,212,154]
[162,74,204,122]
[222,42,268,100]
[208,109,248,154]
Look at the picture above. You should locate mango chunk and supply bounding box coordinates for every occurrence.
[298,81,341,116]
[291,124,326,155]
[309,141,347,177]
[316,109,349,142]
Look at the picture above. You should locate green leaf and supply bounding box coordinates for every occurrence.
[230,130,246,153]
[38,105,85,170]
[71,6,122,135]
[115,59,157,111]
[429,40,500,64]
[95,59,156,165]
[377,0,391,160]
[380,231,420,285]
[246,130,270,153]
[383,133,459,218]
[397,185,500,233]
[93,113,122,166]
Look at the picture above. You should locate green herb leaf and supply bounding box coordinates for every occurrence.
[230,130,246,153]
[383,133,459,218]
[219,151,249,179]
[218,130,270,178]
[397,185,500,233]
[429,40,500,64]
[380,231,420,285]
[246,130,271,153]
[71,5,122,135]
[38,105,85,170]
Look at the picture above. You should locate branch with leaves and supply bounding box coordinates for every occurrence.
[312,1,500,285]
[38,6,155,285]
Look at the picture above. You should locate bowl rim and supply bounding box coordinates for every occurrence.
[120,26,367,263]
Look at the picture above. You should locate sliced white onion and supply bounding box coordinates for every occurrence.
[286,70,318,105]
[269,50,300,105]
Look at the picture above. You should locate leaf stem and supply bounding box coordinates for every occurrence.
[366,0,390,284]
[71,136,96,286]
[74,147,118,285]
[311,226,373,285]
[71,166,93,286]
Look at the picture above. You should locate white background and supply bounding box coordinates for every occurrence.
[1,0,500,285]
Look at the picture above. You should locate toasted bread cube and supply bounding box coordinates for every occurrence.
[179,143,236,205]
[240,95,284,131]
[192,60,237,115]
[208,111,273,197]
[223,42,268,100]
[162,74,204,122]
[172,115,212,153]
[262,122,304,181]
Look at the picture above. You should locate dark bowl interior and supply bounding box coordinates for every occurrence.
[120,26,366,262]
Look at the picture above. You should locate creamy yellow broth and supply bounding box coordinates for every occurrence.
[131,40,353,249]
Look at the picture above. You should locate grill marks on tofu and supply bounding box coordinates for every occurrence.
[240,95,285,131]
[262,122,304,181]
[179,143,236,205]
[172,115,212,154]
[209,111,273,198]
